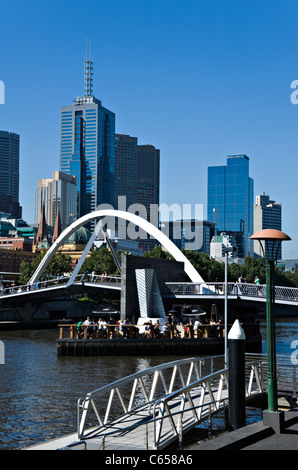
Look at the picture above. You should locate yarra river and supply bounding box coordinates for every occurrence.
[0,318,298,450]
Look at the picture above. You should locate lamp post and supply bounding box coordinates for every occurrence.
[250,229,291,416]
[223,246,236,367]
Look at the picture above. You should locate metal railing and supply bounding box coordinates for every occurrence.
[246,353,298,398]
[0,274,121,297]
[165,281,298,303]
[75,355,264,450]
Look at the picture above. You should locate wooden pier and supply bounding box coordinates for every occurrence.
[56,323,262,356]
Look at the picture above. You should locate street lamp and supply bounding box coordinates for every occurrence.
[223,246,236,367]
[250,229,291,416]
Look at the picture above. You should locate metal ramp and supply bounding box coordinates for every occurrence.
[65,355,263,450]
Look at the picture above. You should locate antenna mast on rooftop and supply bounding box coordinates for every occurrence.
[84,38,93,96]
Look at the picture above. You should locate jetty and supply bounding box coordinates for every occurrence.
[56,321,262,356]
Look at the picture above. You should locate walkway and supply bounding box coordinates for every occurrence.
[26,355,263,450]
[165,281,298,306]
[2,276,298,308]
[193,408,298,450]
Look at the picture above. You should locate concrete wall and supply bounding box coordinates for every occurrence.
[120,254,185,320]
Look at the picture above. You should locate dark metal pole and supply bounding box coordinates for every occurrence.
[266,259,278,412]
[228,320,246,431]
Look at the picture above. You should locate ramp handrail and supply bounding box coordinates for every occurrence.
[76,356,264,448]
[77,356,220,439]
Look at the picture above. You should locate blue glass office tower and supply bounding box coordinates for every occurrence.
[207,155,254,257]
[60,56,115,227]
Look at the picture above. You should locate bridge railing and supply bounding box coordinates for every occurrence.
[165,281,298,302]
[0,274,121,296]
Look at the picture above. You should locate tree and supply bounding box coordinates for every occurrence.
[80,246,119,275]
[18,249,72,285]
[143,245,173,260]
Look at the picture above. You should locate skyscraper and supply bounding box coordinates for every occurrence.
[0,130,22,218]
[136,144,160,251]
[114,134,137,209]
[254,193,282,259]
[137,144,160,212]
[60,49,115,227]
[207,155,254,258]
[35,171,77,230]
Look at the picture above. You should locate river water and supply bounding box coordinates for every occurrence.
[0,317,297,450]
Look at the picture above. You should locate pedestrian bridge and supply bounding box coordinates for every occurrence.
[2,275,298,308]
[2,209,296,309]
[164,281,298,306]
[26,352,297,450]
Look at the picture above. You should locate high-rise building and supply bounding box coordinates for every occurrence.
[35,171,77,230]
[60,50,115,227]
[114,134,137,209]
[207,155,254,258]
[160,219,216,254]
[0,130,22,218]
[136,144,160,251]
[254,193,282,259]
[137,144,159,209]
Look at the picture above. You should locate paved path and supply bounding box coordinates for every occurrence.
[191,409,298,450]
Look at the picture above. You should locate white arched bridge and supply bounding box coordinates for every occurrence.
[0,209,298,308]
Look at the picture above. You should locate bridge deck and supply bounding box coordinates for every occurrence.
[1,278,297,307]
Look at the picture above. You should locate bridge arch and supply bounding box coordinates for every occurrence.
[29,209,204,285]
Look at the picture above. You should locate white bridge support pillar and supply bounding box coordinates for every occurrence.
[135,269,166,318]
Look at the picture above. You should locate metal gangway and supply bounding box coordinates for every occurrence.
[66,355,264,450]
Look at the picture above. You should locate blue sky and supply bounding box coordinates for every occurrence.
[0,0,298,258]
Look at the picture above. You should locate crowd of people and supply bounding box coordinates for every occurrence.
[75,315,224,340]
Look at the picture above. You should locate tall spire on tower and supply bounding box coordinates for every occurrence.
[84,38,93,97]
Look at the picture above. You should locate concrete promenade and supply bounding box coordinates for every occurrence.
[191,408,298,450]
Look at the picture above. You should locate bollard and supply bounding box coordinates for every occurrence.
[228,319,246,431]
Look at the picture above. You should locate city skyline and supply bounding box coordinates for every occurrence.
[1,0,298,258]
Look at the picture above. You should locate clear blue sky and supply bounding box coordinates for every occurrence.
[1,0,298,258]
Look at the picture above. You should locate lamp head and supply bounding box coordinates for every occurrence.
[250,229,291,262]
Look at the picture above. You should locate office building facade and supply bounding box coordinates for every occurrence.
[0,130,22,218]
[207,155,254,258]
[136,144,160,251]
[254,193,282,259]
[114,134,137,209]
[35,171,77,230]
[160,219,216,254]
[60,57,115,226]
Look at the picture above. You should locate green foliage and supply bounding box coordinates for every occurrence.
[143,245,173,260]
[182,250,224,282]
[80,246,119,275]
[19,250,72,285]
[142,247,298,287]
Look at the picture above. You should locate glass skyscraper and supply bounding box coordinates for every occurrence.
[0,130,22,218]
[207,155,254,257]
[60,56,115,227]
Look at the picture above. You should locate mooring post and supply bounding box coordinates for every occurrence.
[228,319,246,431]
